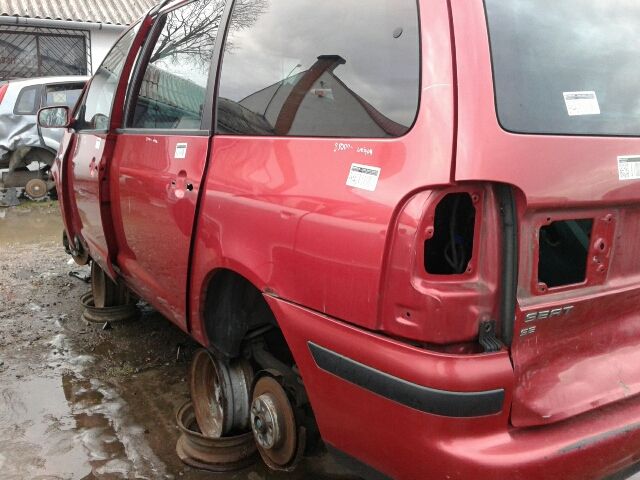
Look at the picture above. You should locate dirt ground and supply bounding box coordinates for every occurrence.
[0,203,358,480]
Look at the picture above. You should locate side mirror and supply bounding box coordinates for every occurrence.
[37,106,71,128]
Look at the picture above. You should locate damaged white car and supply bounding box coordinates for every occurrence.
[0,76,88,203]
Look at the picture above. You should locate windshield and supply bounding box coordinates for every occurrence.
[485,0,640,136]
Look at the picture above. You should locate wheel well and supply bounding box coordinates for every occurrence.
[202,269,321,454]
[8,147,55,171]
[203,269,278,359]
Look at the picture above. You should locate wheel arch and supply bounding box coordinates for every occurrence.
[199,267,279,359]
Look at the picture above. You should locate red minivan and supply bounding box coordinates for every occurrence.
[39,0,640,478]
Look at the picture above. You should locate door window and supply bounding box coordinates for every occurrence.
[75,26,139,131]
[44,83,85,109]
[14,85,40,115]
[216,0,420,138]
[128,0,222,130]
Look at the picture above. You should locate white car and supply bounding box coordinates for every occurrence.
[0,76,88,201]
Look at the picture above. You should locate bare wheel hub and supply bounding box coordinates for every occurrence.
[25,178,47,200]
[250,375,298,469]
[251,393,281,449]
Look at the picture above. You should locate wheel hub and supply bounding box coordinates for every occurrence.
[25,178,47,200]
[251,393,281,449]
[250,375,298,469]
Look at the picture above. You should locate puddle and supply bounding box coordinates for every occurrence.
[0,332,169,480]
[0,203,62,246]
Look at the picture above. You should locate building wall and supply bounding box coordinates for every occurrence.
[0,19,127,80]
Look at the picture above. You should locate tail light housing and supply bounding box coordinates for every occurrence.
[378,185,502,347]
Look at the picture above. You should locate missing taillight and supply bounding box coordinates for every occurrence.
[425,193,476,275]
[538,219,593,288]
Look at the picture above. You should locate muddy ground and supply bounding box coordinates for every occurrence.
[0,203,358,480]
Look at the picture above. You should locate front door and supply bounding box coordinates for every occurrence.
[110,0,223,328]
[66,25,144,273]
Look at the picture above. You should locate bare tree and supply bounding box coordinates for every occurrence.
[149,0,268,65]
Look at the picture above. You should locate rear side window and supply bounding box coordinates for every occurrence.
[216,0,420,138]
[485,0,640,136]
[14,85,40,115]
[129,0,221,130]
[44,83,85,109]
[75,26,139,131]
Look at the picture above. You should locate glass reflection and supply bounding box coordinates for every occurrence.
[130,0,225,129]
[486,0,640,136]
[217,0,420,138]
[76,26,139,130]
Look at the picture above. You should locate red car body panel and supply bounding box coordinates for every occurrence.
[450,0,640,428]
[51,0,640,478]
[69,132,110,266]
[110,133,210,329]
[269,296,640,480]
[189,0,456,344]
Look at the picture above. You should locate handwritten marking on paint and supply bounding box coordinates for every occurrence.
[334,143,374,157]
[356,147,373,157]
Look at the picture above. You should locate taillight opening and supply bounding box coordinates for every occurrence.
[538,219,593,289]
[424,193,477,275]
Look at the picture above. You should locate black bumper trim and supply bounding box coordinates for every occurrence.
[308,342,504,418]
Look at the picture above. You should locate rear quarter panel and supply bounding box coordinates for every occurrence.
[189,0,457,343]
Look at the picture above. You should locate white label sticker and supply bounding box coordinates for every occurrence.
[95,138,101,150]
[618,156,640,181]
[346,163,381,192]
[175,143,187,159]
[563,91,600,116]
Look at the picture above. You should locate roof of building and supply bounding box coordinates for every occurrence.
[0,0,157,26]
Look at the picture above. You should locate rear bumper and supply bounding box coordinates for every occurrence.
[266,296,640,480]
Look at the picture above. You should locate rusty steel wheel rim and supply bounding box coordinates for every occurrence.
[81,292,137,324]
[176,401,257,472]
[251,375,298,469]
[189,349,253,438]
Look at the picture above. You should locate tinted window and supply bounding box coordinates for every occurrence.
[75,26,139,130]
[486,0,640,136]
[44,83,84,109]
[216,0,420,138]
[14,85,39,115]
[129,0,221,130]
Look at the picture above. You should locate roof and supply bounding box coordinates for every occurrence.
[0,0,157,26]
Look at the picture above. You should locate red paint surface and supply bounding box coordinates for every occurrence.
[451,0,640,428]
[52,0,640,477]
[110,133,209,329]
[269,296,640,480]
